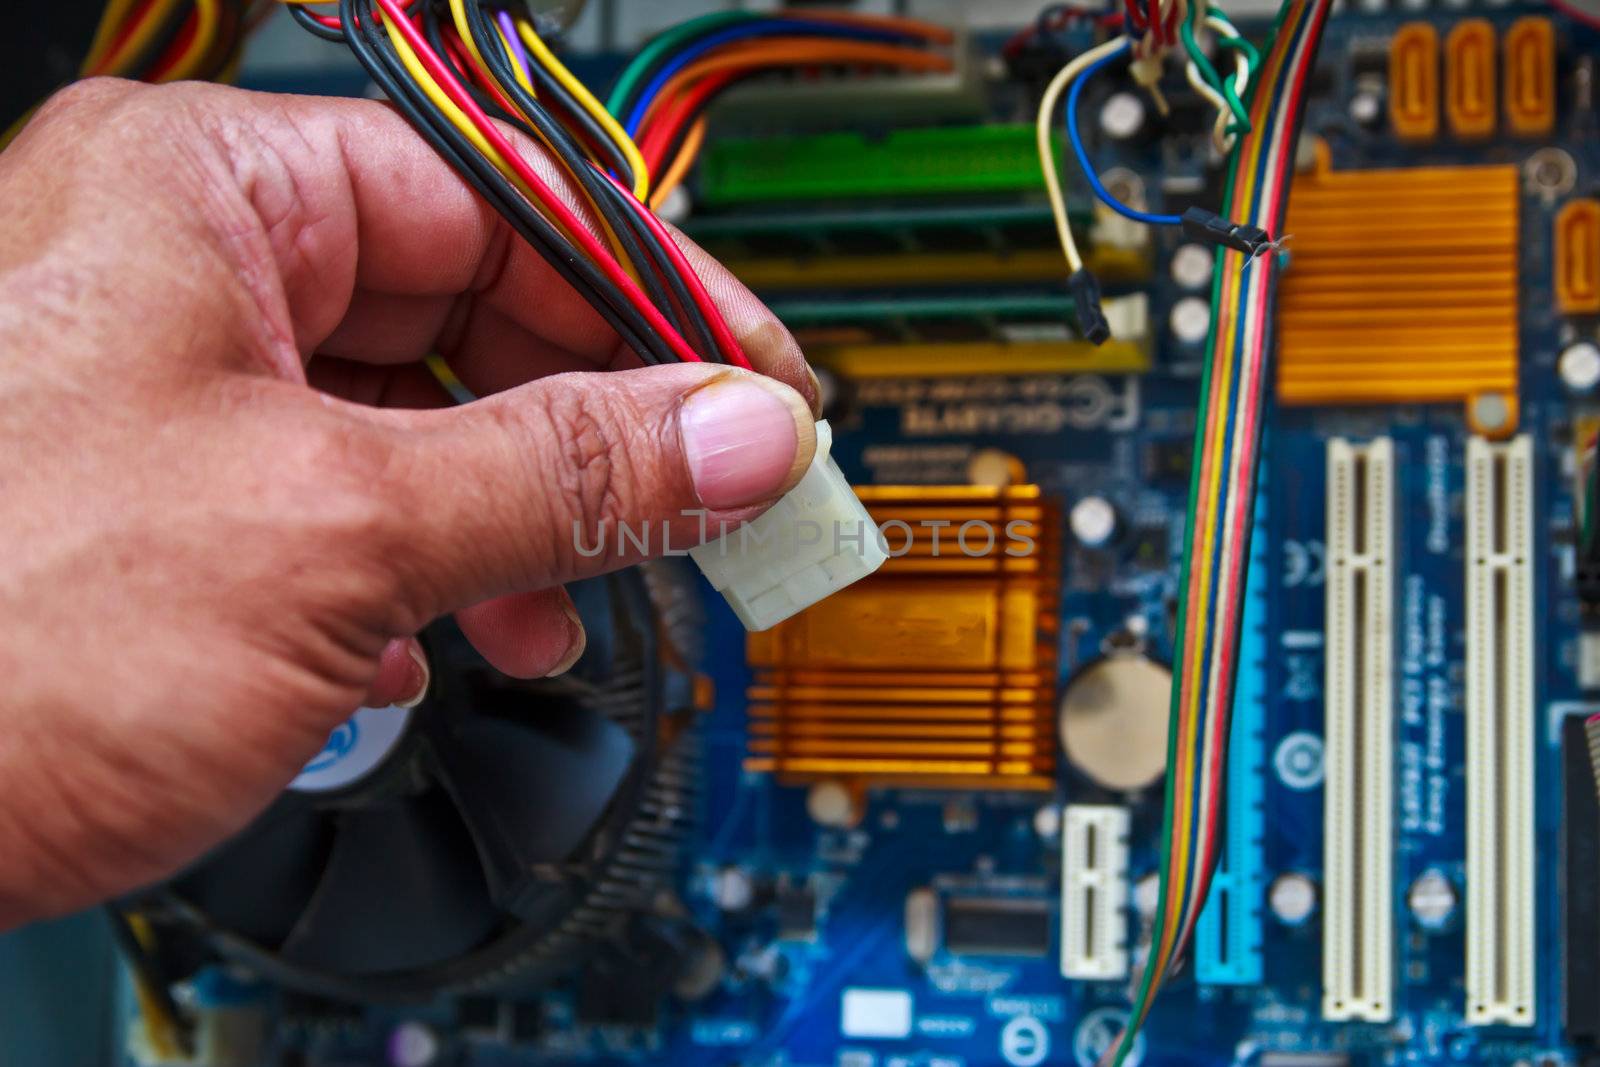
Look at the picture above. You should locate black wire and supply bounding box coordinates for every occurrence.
[523,54,634,189]
[105,907,194,1057]
[340,0,672,366]
[460,0,724,361]
[289,4,347,43]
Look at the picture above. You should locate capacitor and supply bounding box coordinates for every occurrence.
[388,1023,442,1067]
[1099,91,1147,141]
[1561,342,1600,396]
[1070,495,1119,549]
[1058,653,1171,791]
[1169,297,1212,346]
[806,779,861,828]
[1407,869,1459,931]
[1170,243,1214,290]
[1133,872,1163,922]
[711,865,755,912]
[1348,86,1384,128]
[1268,871,1319,926]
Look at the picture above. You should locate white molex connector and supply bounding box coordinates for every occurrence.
[690,421,888,632]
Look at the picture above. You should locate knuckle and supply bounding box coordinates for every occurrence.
[525,385,645,564]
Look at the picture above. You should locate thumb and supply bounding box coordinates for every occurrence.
[387,364,817,615]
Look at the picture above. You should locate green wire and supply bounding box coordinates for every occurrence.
[604,11,757,116]
[1109,143,1242,1067]
[1182,5,1253,133]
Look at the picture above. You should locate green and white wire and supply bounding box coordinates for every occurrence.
[1036,34,1130,275]
[1186,16,1253,152]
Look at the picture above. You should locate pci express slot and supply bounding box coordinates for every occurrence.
[1465,435,1536,1027]
[1060,805,1130,981]
[1322,438,1395,1022]
[1196,453,1267,985]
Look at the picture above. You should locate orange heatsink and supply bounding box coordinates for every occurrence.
[745,485,1061,791]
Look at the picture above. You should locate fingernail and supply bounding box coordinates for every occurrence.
[680,376,813,510]
[803,365,825,418]
[396,644,430,708]
[546,599,587,678]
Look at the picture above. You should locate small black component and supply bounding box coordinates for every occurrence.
[1127,525,1170,571]
[1181,207,1274,257]
[1143,439,1193,487]
[777,881,818,940]
[1068,269,1111,345]
[456,997,501,1033]
[943,898,1051,957]
[1564,715,1600,1047]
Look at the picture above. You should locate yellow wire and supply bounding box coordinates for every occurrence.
[83,0,143,73]
[159,0,222,82]
[94,0,186,76]
[442,0,637,279]
[649,117,705,211]
[1035,36,1126,275]
[516,19,651,200]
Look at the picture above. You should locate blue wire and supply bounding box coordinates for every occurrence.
[1065,41,1183,227]
[623,19,916,136]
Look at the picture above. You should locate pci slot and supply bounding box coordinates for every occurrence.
[1196,453,1267,985]
[1465,435,1536,1027]
[1060,805,1129,980]
[1322,438,1395,1022]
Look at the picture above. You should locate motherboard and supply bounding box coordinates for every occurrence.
[14,3,1596,1066]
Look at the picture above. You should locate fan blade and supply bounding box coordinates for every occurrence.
[277,793,498,975]
[433,705,635,914]
[169,804,330,946]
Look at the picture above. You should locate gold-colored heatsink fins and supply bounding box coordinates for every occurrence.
[1277,147,1520,435]
[745,485,1060,791]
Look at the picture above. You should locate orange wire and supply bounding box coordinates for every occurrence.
[649,117,707,211]
[636,40,954,135]
[786,10,957,44]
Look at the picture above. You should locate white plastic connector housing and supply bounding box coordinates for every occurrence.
[689,421,887,632]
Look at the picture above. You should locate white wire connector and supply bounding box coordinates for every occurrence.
[689,421,887,632]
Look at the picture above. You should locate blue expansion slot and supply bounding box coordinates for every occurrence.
[1194,452,1267,985]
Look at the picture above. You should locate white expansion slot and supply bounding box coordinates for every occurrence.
[1322,437,1395,1022]
[1060,805,1129,981]
[1465,434,1536,1027]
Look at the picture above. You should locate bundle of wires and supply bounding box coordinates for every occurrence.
[82,0,272,84]
[1102,0,1332,1062]
[1,0,271,149]
[279,3,952,374]
[604,11,954,210]
[1034,0,1262,344]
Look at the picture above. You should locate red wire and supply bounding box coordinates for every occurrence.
[601,172,750,370]
[92,0,162,74]
[373,0,703,364]
[146,7,200,81]
[639,68,743,174]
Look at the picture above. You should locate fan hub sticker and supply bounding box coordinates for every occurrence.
[289,705,412,793]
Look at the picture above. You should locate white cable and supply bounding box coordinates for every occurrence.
[1036,34,1129,274]
[1185,15,1252,152]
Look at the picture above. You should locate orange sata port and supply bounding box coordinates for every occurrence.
[1390,23,1440,142]
[1446,20,1496,140]
[1557,200,1600,315]
[1505,17,1556,137]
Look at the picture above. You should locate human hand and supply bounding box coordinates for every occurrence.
[0,79,817,929]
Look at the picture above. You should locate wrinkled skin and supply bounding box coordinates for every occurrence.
[0,80,817,929]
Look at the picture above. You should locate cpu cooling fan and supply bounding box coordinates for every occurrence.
[144,568,701,1001]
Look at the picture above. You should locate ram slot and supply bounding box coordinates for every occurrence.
[1465,435,1536,1027]
[1196,458,1267,984]
[1060,805,1129,980]
[1322,438,1395,1022]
